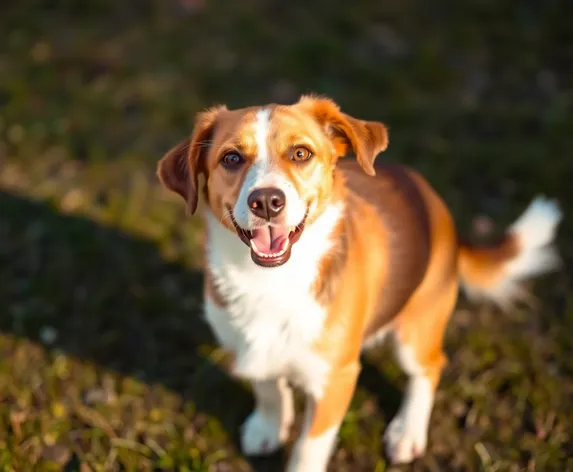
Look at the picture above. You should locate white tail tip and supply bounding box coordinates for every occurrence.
[463,196,563,311]
[506,195,563,280]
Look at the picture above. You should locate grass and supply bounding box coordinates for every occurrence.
[0,0,572,470]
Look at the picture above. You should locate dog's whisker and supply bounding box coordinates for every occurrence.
[220,210,234,225]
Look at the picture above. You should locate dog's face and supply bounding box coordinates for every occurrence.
[157,95,388,268]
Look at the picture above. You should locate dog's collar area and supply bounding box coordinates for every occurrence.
[229,209,308,268]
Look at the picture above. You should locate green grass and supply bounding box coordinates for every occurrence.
[1,0,572,470]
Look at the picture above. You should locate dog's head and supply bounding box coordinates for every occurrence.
[157,95,389,268]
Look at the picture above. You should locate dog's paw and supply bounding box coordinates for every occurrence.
[241,410,286,456]
[383,413,427,464]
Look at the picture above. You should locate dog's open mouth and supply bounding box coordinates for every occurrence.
[230,211,308,268]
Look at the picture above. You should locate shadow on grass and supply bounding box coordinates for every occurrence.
[0,190,401,470]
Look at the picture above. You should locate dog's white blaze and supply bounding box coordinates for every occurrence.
[254,108,271,166]
[204,202,343,397]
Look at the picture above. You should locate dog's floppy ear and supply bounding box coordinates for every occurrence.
[157,105,226,214]
[298,95,388,176]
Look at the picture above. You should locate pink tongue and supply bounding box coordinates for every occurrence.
[251,226,289,255]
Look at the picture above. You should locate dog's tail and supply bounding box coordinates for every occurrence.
[458,196,563,310]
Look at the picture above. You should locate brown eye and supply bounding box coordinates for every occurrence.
[221,152,245,169]
[291,146,312,162]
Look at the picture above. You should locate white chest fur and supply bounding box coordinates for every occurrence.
[203,204,342,398]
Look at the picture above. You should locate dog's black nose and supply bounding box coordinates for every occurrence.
[248,188,286,220]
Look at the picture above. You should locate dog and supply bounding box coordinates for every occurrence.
[157,95,562,471]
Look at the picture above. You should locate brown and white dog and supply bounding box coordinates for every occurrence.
[157,95,562,471]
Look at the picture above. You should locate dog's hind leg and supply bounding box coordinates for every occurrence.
[383,277,458,465]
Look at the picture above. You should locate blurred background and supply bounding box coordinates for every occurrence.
[0,0,571,470]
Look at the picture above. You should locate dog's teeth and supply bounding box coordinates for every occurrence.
[251,244,288,259]
[258,248,287,258]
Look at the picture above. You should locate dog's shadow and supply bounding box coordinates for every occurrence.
[0,190,402,471]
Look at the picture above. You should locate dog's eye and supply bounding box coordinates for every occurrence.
[221,152,245,169]
[291,146,313,162]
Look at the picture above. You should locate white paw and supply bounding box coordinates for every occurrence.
[241,410,285,456]
[384,414,428,464]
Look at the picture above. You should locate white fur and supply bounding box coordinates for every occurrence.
[362,325,391,350]
[384,343,434,464]
[287,402,340,472]
[462,195,563,309]
[242,410,284,455]
[204,202,343,397]
[506,196,562,277]
[254,108,271,165]
[233,108,307,229]
[204,109,345,467]
[241,378,294,455]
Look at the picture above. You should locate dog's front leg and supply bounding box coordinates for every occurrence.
[286,362,360,472]
[241,378,294,456]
